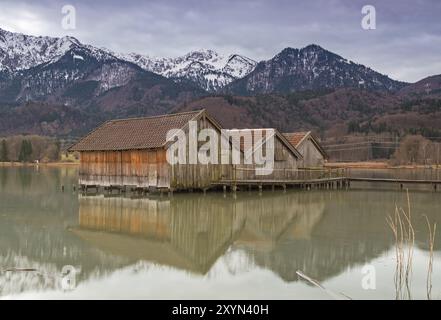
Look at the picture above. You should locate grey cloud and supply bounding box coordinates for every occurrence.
[0,0,440,82]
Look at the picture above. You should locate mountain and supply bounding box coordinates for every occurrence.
[0,28,80,72]
[0,27,254,103]
[2,27,441,140]
[174,90,399,133]
[0,28,202,109]
[225,45,407,95]
[174,88,441,139]
[399,74,441,97]
[115,49,257,92]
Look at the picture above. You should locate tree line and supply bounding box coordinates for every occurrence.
[0,135,61,163]
[391,135,441,165]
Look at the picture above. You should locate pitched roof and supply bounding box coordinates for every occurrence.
[228,128,302,159]
[69,110,206,151]
[283,131,310,148]
[283,131,328,159]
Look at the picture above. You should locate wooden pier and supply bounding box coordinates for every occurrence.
[212,177,349,191]
[211,167,441,192]
[347,177,440,191]
[212,167,350,192]
[79,168,441,194]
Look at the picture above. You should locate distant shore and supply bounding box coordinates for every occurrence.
[1,161,439,170]
[325,161,441,169]
[0,161,79,167]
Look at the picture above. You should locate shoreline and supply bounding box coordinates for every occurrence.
[0,161,79,167]
[324,161,441,170]
[1,161,439,170]
[325,161,441,170]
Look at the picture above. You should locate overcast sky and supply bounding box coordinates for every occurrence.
[0,0,439,82]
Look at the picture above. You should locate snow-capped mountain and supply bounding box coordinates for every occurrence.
[0,27,408,106]
[115,49,257,92]
[0,27,204,107]
[225,44,407,95]
[0,28,80,72]
[0,27,125,73]
[0,27,256,93]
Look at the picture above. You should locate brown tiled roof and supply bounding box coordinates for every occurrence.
[283,131,328,159]
[283,132,310,147]
[228,128,302,159]
[69,110,204,151]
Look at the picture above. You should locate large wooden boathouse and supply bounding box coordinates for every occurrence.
[69,110,232,191]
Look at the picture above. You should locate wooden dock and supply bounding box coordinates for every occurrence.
[347,177,440,190]
[78,168,441,194]
[212,167,441,192]
[212,177,349,191]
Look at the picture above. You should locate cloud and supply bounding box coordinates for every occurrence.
[0,0,440,82]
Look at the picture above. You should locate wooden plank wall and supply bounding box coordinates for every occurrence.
[169,115,232,190]
[79,149,170,188]
[233,136,300,181]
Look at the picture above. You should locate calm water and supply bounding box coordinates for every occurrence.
[0,166,440,300]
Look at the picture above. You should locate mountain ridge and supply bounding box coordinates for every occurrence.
[1,27,440,141]
[224,44,407,95]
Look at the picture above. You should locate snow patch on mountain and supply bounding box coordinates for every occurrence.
[0,28,81,72]
[0,27,256,91]
[116,49,257,91]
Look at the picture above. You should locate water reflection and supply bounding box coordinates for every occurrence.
[74,190,441,284]
[74,195,244,274]
[1,166,440,299]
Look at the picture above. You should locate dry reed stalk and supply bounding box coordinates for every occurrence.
[424,215,436,300]
[386,190,415,300]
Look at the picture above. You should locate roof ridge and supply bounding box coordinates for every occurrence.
[108,109,205,123]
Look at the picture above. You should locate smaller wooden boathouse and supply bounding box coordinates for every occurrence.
[283,131,328,168]
[228,128,303,181]
[68,110,231,191]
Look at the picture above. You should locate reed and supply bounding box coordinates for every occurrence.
[386,190,415,300]
[424,215,436,300]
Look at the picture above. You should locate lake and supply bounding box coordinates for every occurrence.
[0,166,440,299]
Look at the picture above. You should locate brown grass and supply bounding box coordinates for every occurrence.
[386,191,415,300]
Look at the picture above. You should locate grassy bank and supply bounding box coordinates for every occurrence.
[326,161,441,169]
[0,161,79,167]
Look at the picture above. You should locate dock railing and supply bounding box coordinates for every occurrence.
[229,167,347,183]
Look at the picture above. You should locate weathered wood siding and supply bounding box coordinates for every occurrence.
[169,115,232,190]
[232,135,300,181]
[79,149,170,188]
[79,115,232,190]
[297,138,325,168]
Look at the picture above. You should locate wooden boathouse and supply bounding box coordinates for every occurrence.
[69,110,355,193]
[68,110,232,192]
[283,131,328,168]
[228,128,303,181]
